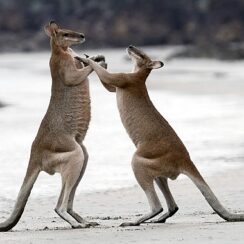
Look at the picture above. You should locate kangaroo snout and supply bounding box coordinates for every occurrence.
[78,33,85,43]
[159,61,164,67]
[79,33,85,39]
[127,45,136,52]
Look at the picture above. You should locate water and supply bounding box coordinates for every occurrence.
[0,47,243,200]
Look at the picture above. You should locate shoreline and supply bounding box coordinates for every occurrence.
[0,165,244,243]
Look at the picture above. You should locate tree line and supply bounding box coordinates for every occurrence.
[0,0,244,58]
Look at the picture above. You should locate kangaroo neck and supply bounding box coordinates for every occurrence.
[50,39,68,56]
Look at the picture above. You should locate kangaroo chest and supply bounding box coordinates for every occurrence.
[63,80,91,137]
[116,88,153,145]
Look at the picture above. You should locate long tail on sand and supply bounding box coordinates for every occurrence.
[184,161,244,221]
[0,165,40,231]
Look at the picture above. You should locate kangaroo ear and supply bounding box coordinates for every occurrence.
[147,61,164,69]
[44,21,59,37]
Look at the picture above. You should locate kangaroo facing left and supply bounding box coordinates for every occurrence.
[0,21,101,231]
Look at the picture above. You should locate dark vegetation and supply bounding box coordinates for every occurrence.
[0,102,6,108]
[0,0,244,58]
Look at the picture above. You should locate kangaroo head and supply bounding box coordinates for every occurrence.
[127,45,164,72]
[44,21,85,49]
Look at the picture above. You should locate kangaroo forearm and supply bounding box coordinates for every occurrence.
[89,59,126,88]
[77,66,93,82]
[87,60,115,92]
[88,60,113,84]
[101,81,116,92]
[64,66,93,86]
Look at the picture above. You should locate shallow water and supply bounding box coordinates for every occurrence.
[0,47,243,199]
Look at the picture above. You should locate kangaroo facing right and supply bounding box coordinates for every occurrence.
[0,21,105,231]
[82,45,244,226]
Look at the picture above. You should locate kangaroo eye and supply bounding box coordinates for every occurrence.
[63,33,69,37]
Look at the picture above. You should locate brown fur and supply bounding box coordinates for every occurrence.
[82,45,244,226]
[0,21,102,231]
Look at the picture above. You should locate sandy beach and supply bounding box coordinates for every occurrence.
[0,167,244,243]
[0,48,244,243]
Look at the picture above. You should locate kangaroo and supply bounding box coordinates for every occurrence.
[0,21,105,231]
[80,45,244,226]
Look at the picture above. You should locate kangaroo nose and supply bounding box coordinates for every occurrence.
[80,34,85,39]
[128,45,133,48]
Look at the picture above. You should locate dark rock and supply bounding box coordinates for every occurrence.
[169,43,244,60]
[0,101,6,108]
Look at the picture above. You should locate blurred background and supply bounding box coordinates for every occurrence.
[0,0,244,201]
[0,0,244,59]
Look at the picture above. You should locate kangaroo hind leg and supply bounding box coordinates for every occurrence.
[120,157,163,227]
[151,177,178,223]
[67,144,98,227]
[55,149,89,228]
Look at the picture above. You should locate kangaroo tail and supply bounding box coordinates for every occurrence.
[0,164,40,231]
[183,161,244,221]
